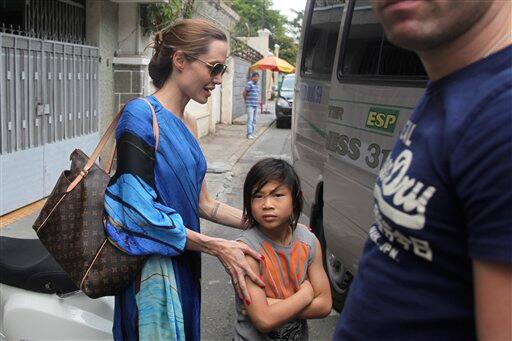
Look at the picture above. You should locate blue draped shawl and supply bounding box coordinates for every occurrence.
[104,96,207,341]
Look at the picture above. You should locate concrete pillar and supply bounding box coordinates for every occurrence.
[221,56,235,124]
[257,29,272,104]
[86,0,118,124]
[113,4,152,109]
[86,0,119,163]
[117,4,140,56]
[273,43,280,93]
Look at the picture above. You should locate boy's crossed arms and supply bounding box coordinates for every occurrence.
[242,237,332,333]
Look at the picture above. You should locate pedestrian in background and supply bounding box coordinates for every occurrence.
[104,19,264,341]
[334,0,511,340]
[243,72,261,139]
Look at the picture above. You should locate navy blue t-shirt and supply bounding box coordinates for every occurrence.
[334,46,512,340]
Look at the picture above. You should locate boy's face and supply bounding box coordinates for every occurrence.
[251,180,293,232]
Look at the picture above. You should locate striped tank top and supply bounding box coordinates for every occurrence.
[234,225,317,340]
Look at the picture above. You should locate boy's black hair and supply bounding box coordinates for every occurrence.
[243,158,303,230]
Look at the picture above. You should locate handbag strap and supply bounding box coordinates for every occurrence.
[105,145,117,175]
[65,97,159,193]
[104,97,158,174]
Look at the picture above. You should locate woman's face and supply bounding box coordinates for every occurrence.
[178,40,228,104]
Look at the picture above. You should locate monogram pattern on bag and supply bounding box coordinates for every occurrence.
[33,149,146,298]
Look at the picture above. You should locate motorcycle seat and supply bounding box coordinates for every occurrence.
[0,236,78,294]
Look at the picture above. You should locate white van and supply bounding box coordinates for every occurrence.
[292,0,427,311]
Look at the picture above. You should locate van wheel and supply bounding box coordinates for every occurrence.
[310,202,353,313]
[324,247,353,312]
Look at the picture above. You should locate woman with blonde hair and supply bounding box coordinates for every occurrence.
[104,19,265,340]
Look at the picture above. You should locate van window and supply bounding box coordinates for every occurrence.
[338,0,427,80]
[280,76,295,91]
[301,0,346,79]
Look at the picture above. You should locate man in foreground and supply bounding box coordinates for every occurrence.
[334,1,511,340]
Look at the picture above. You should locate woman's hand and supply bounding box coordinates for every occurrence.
[213,239,265,303]
[185,230,264,301]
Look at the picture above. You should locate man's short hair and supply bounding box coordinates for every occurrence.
[251,72,259,78]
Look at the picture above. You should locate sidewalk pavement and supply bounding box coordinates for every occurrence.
[0,103,276,239]
[201,103,275,199]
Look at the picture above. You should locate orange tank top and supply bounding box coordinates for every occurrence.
[237,225,317,299]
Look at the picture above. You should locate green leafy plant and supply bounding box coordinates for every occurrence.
[230,0,298,65]
[182,0,194,19]
[142,0,195,34]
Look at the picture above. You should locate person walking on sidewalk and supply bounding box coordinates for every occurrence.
[243,72,261,139]
[104,19,265,341]
[334,0,512,340]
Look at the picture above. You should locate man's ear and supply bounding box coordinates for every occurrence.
[172,51,186,72]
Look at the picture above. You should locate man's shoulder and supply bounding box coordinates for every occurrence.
[469,63,512,111]
[452,78,511,128]
[447,48,512,115]
[431,56,512,140]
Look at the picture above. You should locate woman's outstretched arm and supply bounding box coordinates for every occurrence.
[198,179,246,229]
[185,112,245,229]
[184,110,265,299]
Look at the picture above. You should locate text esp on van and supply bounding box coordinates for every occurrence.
[366,107,399,134]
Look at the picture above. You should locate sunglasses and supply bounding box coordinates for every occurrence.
[184,53,227,77]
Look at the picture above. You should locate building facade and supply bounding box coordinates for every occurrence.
[0,0,266,215]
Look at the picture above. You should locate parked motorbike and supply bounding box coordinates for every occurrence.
[0,236,114,340]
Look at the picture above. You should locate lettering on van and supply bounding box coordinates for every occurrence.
[326,131,391,169]
[366,107,399,134]
[299,84,322,104]
[328,105,344,120]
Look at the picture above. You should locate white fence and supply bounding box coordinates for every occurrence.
[0,32,100,214]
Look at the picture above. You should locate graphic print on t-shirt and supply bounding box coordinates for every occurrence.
[370,120,436,262]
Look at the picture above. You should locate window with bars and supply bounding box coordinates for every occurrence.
[0,0,86,44]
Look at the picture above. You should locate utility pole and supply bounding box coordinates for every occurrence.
[261,3,265,29]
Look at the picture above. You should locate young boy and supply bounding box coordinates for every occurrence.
[234,158,332,340]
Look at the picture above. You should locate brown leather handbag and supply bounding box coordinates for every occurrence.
[33,98,158,298]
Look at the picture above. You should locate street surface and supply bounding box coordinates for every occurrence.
[201,123,339,340]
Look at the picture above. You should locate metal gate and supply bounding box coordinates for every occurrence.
[0,32,99,215]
